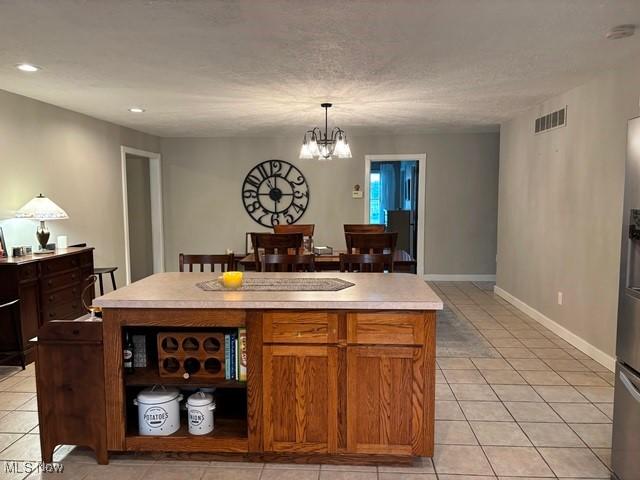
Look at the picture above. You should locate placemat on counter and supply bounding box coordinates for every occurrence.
[196,277,354,292]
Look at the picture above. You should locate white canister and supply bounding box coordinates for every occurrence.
[186,392,216,435]
[134,386,183,436]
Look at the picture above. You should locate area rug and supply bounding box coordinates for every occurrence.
[436,305,501,358]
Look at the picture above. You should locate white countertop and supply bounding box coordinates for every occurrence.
[93,272,443,310]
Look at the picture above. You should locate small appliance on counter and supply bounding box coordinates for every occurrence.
[186,391,216,435]
[134,386,183,436]
[313,246,333,255]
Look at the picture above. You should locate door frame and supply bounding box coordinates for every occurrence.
[120,146,165,285]
[364,153,426,276]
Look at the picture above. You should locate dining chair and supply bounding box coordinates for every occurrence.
[339,253,394,273]
[250,233,304,271]
[273,224,315,237]
[0,299,25,369]
[343,224,386,234]
[345,232,398,254]
[179,253,235,272]
[261,254,315,272]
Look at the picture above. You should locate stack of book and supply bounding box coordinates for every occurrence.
[224,328,247,381]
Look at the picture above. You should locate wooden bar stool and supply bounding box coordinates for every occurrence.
[94,267,117,296]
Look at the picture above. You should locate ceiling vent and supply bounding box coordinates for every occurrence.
[535,107,567,134]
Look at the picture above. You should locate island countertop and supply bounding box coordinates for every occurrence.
[93,272,443,310]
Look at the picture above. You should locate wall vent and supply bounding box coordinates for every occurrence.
[534,107,567,134]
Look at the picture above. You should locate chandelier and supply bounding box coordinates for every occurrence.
[299,103,352,160]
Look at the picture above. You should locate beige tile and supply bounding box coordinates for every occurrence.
[592,448,612,469]
[437,358,476,370]
[260,468,318,480]
[495,347,536,359]
[81,465,150,480]
[538,447,610,478]
[569,423,612,448]
[4,378,37,393]
[549,403,611,423]
[519,423,584,447]
[263,463,320,470]
[518,370,567,386]
[141,466,206,480]
[0,433,41,460]
[470,422,530,446]
[317,472,378,480]
[519,338,555,348]
[459,401,513,421]
[378,474,436,480]
[27,461,95,479]
[435,370,446,384]
[532,386,588,403]
[480,370,526,385]
[450,384,497,401]
[442,370,487,384]
[0,411,39,434]
[530,348,572,359]
[594,403,614,419]
[575,386,614,403]
[598,371,615,385]
[543,359,589,372]
[471,359,512,370]
[435,421,477,445]
[506,359,550,371]
[435,383,455,400]
[320,464,377,473]
[556,371,609,387]
[15,397,38,412]
[207,461,262,469]
[482,330,514,340]
[503,402,562,422]
[0,433,22,452]
[378,457,434,474]
[488,338,523,348]
[491,385,542,402]
[438,476,496,480]
[580,359,610,373]
[0,376,27,391]
[436,401,465,420]
[483,446,553,477]
[433,445,494,475]
[0,393,35,410]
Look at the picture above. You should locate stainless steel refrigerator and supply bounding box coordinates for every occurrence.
[613,116,640,480]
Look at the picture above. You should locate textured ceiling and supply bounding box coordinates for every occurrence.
[1,0,640,137]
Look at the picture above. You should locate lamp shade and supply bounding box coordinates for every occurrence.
[15,194,69,220]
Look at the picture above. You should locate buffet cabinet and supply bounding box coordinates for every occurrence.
[0,247,95,364]
[93,308,435,464]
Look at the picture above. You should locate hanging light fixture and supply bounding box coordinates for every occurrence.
[299,103,352,160]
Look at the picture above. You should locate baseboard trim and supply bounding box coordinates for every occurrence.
[494,285,615,372]
[424,274,497,282]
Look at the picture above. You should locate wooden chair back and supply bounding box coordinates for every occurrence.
[339,253,394,273]
[273,224,315,237]
[345,232,398,254]
[261,254,315,272]
[250,233,304,271]
[179,253,235,273]
[343,224,385,234]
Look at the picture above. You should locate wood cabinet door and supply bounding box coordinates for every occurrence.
[263,345,338,453]
[347,346,430,455]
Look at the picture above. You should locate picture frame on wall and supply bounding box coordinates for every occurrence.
[0,227,7,258]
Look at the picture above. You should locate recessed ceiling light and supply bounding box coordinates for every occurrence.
[606,24,635,40]
[128,107,145,113]
[16,63,40,72]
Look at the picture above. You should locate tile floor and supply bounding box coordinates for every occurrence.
[0,282,613,479]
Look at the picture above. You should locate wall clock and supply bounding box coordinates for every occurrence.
[242,159,310,227]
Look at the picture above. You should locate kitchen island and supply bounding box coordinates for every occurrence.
[90,272,443,464]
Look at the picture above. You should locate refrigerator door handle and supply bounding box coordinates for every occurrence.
[620,370,640,403]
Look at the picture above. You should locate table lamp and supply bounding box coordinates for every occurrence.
[15,194,69,252]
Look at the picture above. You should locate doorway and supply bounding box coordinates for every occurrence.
[121,146,164,284]
[364,154,426,276]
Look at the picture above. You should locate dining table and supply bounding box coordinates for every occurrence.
[238,248,416,273]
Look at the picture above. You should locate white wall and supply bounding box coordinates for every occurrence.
[160,132,499,274]
[0,89,160,288]
[497,58,640,360]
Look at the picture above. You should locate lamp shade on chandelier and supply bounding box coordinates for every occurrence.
[299,103,352,161]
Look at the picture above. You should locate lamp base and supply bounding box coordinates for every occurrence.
[36,221,50,251]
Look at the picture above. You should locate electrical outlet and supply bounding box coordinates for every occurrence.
[557,291,563,305]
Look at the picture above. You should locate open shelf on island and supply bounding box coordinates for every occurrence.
[125,417,248,453]
[124,366,246,389]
